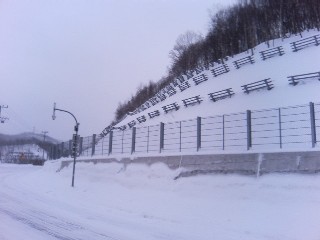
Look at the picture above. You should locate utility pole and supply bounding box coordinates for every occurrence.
[41,131,48,160]
[52,103,79,187]
[0,105,8,123]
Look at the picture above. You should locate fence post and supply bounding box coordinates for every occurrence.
[278,108,282,149]
[247,110,252,150]
[121,131,124,154]
[222,115,225,150]
[131,127,136,154]
[310,102,317,148]
[197,117,201,151]
[314,35,319,45]
[91,134,96,156]
[179,121,182,152]
[292,42,297,52]
[160,122,164,153]
[147,126,149,153]
[108,131,113,155]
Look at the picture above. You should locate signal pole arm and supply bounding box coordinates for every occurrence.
[52,102,80,187]
[52,103,79,132]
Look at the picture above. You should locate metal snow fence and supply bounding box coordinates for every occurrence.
[94,136,104,156]
[112,129,132,154]
[95,133,110,156]
[147,124,160,153]
[79,136,92,157]
[122,129,132,154]
[50,102,320,160]
[163,121,181,153]
[224,112,247,150]
[201,115,224,151]
[135,126,150,153]
[251,108,280,150]
[180,118,197,152]
[110,130,122,154]
[280,104,312,148]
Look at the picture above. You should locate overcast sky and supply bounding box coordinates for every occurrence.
[0,0,237,141]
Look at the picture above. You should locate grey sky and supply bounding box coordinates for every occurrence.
[0,0,236,141]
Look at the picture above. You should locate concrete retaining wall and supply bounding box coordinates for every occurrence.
[58,151,320,177]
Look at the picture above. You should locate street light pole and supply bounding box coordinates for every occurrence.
[52,103,79,187]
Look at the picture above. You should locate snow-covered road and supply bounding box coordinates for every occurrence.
[0,165,121,240]
[1,161,320,240]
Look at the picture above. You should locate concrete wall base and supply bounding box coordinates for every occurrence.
[58,151,320,177]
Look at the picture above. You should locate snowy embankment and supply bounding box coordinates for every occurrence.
[1,162,320,240]
[116,29,320,128]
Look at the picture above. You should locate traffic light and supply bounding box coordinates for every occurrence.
[71,134,79,158]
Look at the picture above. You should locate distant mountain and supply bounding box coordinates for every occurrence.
[0,132,59,146]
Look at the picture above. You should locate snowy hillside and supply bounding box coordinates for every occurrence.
[115,30,320,129]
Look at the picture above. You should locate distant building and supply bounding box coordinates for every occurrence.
[0,144,45,165]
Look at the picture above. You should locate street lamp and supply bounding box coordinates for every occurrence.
[52,103,79,187]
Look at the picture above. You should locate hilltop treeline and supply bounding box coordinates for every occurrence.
[114,0,320,122]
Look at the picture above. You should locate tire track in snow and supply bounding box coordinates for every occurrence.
[0,198,118,240]
[0,169,119,240]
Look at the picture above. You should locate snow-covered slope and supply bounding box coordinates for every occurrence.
[116,30,320,129]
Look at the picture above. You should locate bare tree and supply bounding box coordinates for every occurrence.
[169,31,203,63]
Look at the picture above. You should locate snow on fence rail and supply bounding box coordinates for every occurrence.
[49,102,320,159]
